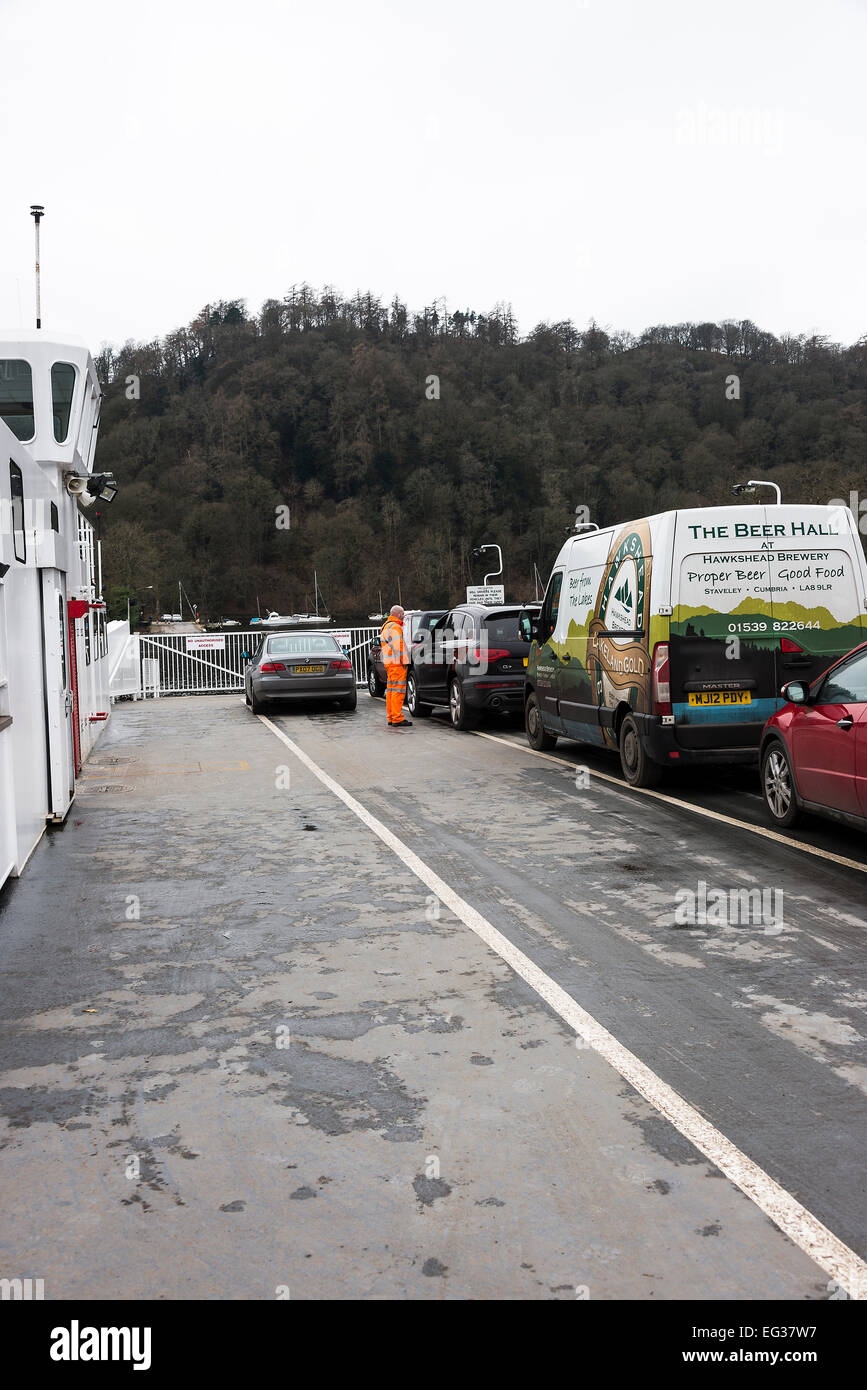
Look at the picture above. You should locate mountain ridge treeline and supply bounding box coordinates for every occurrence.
[94,286,867,621]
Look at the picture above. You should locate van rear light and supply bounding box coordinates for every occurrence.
[328,659,352,671]
[780,637,804,653]
[651,642,672,716]
[260,661,286,672]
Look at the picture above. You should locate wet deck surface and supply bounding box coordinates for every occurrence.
[0,693,865,1299]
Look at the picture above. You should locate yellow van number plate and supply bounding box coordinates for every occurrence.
[293,664,325,675]
[688,690,751,706]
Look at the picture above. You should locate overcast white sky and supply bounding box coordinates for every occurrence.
[2,0,865,352]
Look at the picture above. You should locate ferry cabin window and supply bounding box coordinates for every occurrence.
[0,360,35,442]
[10,461,26,562]
[50,501,59,532]
[51,363,77,442]
[84,613,91,666]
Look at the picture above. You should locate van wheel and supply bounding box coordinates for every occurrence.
[526,692,557,751]
[406,669,431,717]
[619,713,661,787]
[368,664,385,698]
[762,741,800,827]
[449,678,476,731]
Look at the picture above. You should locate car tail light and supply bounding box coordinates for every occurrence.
[652,642,672,716]
[468,647,511,664]
[328,659,352,672]
[260,661,285,673]
[780,636,804,653]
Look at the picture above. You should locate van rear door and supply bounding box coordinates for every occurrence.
[670,506,867,753]
[670,520,776,750]
[770,537,864,690]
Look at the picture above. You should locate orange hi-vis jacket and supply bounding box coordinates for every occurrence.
[380,617,409,667]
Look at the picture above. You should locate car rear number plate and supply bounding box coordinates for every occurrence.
[292,664,325,675]
[688,690,751,706]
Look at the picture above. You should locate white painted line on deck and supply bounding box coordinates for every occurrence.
[260,711,867,1299]
[474,730,867,877]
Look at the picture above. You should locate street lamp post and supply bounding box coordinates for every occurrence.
[472,543,503,585]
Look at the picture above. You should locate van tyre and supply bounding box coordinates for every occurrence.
[762,740,800,828]
[368,665,385,698]
[619,713,661,788]
[406,669,431,717]
[525,692,557,751]
[449,677,476,731]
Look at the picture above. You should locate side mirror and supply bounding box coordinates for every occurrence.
[242,651,250,660]
[782,680,809,704]
[519,612,538,643]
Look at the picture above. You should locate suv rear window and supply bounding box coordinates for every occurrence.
[483,611,522,642]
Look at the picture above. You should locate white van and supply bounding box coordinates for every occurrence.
[521,502,867,786]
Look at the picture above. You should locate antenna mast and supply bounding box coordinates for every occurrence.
[30,204,44,329]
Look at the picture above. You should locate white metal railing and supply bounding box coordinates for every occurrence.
[130,627,378,696]
[77,512,96,594]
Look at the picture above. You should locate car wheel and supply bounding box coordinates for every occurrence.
[249,688,266,714]
[339,689,358,711]
[619,713,661,787]
[406,670,431,717]
[449,677,476,730]
[368,664,385,698]
[525,692,557,751]
[762,741,800,827]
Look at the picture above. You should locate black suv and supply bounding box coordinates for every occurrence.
[367,610,446,697]
[406,605,530,729]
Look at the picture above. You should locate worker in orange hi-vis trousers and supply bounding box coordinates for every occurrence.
[380,605,412,730]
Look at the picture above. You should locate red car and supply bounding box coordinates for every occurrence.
[760,641,867,830]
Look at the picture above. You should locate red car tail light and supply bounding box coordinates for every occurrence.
[328,659,353,672]
[468,647,511,664]
[260,661,286,673]
[652,642,672,716]
[780,636,804,653]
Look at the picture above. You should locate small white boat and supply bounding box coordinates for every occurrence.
[254,609,332,629]
[252,574,332,629]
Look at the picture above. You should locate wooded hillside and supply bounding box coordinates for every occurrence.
[94,288,867,622]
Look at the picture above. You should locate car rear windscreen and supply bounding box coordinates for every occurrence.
[483,612,523,642]
[267,635,342,657]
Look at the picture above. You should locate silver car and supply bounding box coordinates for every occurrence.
[243,632,357,712]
